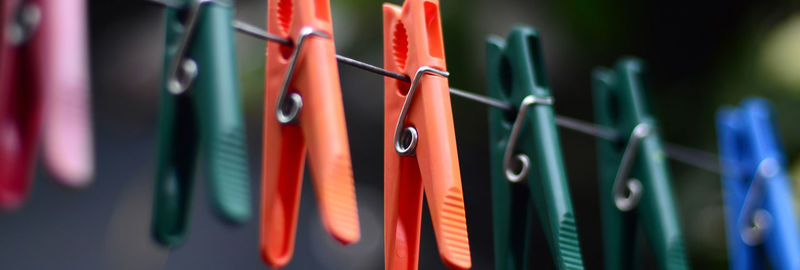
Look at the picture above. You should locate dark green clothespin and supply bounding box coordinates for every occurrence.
[487,26,585,270]
[592,58,689,269]
[152,0,251,246]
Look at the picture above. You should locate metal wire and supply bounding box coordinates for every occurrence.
[141,3,722,175]
[335,54,410,82]
[232,20,292,46]
[449,88,512,110]
[554,115,619,141]
[143,0,178,9]
[235,19,724,175]
[664,143,722,173]
[232,20,413,82]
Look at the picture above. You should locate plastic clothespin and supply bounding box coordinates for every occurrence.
[0,0,44,210]
[0,0,90,209]
[261,0,360,267]
[716,98,800,270]
[487,27,585,270]
[151,0,252,246]
[39,0,93,187]
[382,0,471,269]
[592,58,689,269]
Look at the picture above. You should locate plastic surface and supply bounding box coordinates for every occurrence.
[40,0,93,187]
[486,27,584,270]
[382,1,471,269]
[592,58,689,270]
[716,98,800,270]
[261,0,360,267]
[0,0,45,210]
[152,0,252,246]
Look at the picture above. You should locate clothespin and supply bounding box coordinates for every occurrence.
[382,0,471,269]
[0,0,44,210]
[39,0,93,187]
[151,0,252,246]
[592,58,689,269]
[261,0,360,267]
[487,27,585,270]
[0,0,92,209]
[716,98,800,270]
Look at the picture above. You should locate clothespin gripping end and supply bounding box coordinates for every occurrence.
[393,66,449,156]
[612,122,651,211]
[502,95,553,183]
[275,27,330,124]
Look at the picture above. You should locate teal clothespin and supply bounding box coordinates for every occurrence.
[152,0,251,246]
[592,58,689,269]
[487,26,585,270]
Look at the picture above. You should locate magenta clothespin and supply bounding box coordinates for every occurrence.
[0,0,93,210]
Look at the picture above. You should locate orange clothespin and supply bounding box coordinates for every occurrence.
[261,0,360,267]
[382,0,471,269]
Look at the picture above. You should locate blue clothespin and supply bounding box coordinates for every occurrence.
[716,97,800,270]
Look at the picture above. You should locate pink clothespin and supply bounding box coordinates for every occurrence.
[39,0,93,187]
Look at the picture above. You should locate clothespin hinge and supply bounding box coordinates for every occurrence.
[503,94,554,183]
[738,158,780,245]
[275,27,330,124]
[612,122,652,211]
[393,66,449,156]
[7,1,40,45]
[164,0,232,95]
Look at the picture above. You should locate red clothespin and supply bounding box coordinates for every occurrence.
[383,0,471,269]
[261,0,360,267]
[0,0,45,210]
[0,0,92,210]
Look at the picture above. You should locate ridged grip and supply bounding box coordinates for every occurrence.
[191,2,252,224]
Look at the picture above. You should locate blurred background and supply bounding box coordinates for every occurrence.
[2,0,800,269]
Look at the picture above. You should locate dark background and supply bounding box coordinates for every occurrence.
[2,0,800,269]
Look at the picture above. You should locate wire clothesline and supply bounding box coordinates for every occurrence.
[146,0,722,174]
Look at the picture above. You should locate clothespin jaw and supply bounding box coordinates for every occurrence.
[592,58,688,270]
[716,98,800,270]
[383,0,471,269]
[39,0,93,187]
[261,0,359,267]
[152,0,252,246]
[487,26,584,270]
[0,0,45,210]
